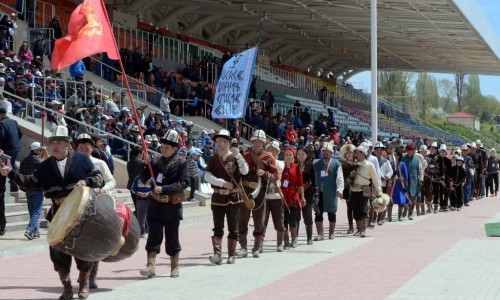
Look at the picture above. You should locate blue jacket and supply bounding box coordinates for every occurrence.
[131,176,154,200]
[0,116,22,152]
[69,60,86,77]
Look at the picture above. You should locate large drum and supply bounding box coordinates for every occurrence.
[98,194,140,263]
[47,186,123,261]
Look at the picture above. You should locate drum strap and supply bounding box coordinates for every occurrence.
[115,201,132,237]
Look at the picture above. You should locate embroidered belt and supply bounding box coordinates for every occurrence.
[152,192,184,204]
[213,188,240,195]
[242,180,258,189]
[267,187,277,194]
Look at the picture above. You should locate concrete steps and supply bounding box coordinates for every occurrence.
[4,187,210,234]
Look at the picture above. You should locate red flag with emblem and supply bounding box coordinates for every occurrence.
[50,0,119,70]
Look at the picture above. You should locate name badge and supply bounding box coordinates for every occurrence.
[156,173,163,182]
[283,180,289,188]
[321,170,327,177]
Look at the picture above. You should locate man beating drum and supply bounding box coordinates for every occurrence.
[0,126,104,300]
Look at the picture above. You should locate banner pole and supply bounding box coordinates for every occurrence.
[100,0,156,183]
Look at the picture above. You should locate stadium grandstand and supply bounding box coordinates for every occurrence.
[1,0,500,175]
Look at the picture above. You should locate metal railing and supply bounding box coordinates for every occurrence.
[3,89,147,161]
[112,23,223,62]
[33,0,54,28]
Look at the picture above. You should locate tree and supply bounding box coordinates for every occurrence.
[455,74,465,112]
[378,71,415,113]
[415,73,438,117]
[438,79,455,113]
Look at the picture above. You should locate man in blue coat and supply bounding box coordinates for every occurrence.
[401,142,421,220]
[314,141,344,240]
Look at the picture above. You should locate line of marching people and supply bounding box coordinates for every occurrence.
[203,131,499,264]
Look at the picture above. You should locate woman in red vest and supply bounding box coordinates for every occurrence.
[281,147,305,248]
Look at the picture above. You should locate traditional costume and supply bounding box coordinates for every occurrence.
[6,126,103,299]
[239,130,278,258]
[140,129,189,278]
[314,141,344,240]
[204,129,249,264]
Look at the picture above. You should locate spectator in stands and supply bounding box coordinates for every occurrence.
[46,83,62,103]
[154,66,165,104]
[327,108,335,126]
[48,16,61,58]
[184,79,192,100]
[0,14,17,52]
[268,115,280,140]
[94,115,109,133]
[111,124,130,161]
[105,92,121,117]
[300,107,311,126]
[65,88,82,112]
[69,60,86,82]
[260,90,270,106]
[330,125,341,145]
[286,123,298,145]
[142,54,153,86]
[0,26,7,52]
[187,89,199,116]
[160,91,171,121]
[201,139,213,163]
[250,107,264,129]
[229,119,240,143]
[65,103,82,133]
[18,41,32,64]
[294,112,303,129]
[171,77,185,115]
[132,47,143,78]
[293,100,301,116]
[32,31,45,60]
[0,94,12,114]
[319,86,327,104]
[78,114,107,141]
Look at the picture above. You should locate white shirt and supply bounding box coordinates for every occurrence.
[368,154,382,186]
[267,160,284,199]
[90,156,116,192]
[336,163,345,193]
[414,153,428,182]
[379,159,394,188]
[56,157,67,178]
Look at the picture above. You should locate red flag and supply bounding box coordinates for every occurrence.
[50,0,119,70]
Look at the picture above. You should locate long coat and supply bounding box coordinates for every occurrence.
[402,154,420,197]
[314,158,342,213]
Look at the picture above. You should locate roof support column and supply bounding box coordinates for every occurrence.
[371,0,378,142]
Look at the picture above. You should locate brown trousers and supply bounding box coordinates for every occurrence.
[238,195,266,237]
[264,199,284,233]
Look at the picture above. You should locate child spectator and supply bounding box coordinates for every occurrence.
[187,148,201,201]
[131,173,154,237]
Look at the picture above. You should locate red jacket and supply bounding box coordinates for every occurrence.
[281,162,303,207]
[286,129,298,143]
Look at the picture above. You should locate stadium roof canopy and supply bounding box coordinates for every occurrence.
[121,0,500,78]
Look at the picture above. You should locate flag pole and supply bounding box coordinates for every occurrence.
[100,0,156,183]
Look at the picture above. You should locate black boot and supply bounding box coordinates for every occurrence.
[0,215,6,236]
[89,261,98,289]
[305,224,313,245]
[58,269,73,300]
[77,271,90,299]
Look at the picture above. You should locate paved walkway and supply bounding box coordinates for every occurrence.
[0,198,499,300]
